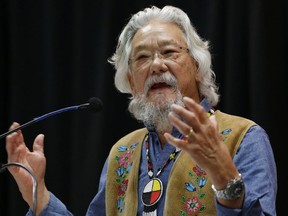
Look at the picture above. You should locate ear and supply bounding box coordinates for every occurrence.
[193,60,201,82]
[195,72,201,82]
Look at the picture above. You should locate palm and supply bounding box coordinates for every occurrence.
[5,124,46,200]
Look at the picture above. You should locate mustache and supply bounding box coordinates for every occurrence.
[143,72,178,94]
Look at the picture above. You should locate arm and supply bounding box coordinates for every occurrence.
[164,97,277,214]
[26,192,73,216]
[5,122,73,216]
[220,125,277,215]
[6,122,49,215]
[85,157,108,216]
[164,97,244,208]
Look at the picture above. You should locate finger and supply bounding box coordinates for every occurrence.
[6,130,25,156]
[170,104,200,132]
[209,115,218,130]
[8,122,20,131]
[7,144,27,168]
[33,134,45,154]
[183,97,209,124]
[168,111,192,137]
[7,122,24,142]
[164,132,188,150]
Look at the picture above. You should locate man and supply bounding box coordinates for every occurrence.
[5,5,277,215]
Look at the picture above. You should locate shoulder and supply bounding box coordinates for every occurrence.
[116,128,147,142]
[215,110,257,130]
[111,128,147,150]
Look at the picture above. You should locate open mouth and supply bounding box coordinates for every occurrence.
[147,82,174,95]
[150,82,172,90]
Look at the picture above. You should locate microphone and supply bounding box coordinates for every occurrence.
[0,97,103,139]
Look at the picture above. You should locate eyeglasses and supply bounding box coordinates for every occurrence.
[128,45,189,72]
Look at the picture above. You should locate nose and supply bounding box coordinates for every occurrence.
[149,52,168,74]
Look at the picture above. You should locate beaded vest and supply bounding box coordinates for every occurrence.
[105,110,256,216]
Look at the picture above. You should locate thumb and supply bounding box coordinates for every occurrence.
[33,134,45,154]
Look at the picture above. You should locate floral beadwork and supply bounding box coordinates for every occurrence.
[180,128,232,215]
[183,197,203,215]
[180,165,207,215]
[115,142,138,212]
[221,128,232,142]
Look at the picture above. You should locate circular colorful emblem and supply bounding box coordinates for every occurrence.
[141,178,163,207]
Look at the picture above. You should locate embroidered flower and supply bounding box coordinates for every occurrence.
[199,177,207,188]
[118,179,128,196]
[182,165,207,215]
[115,142,139,213]
[221,128,232,135]
[193,165,206,177]
[119,151,132,167]
[221,128,232,142]
[126,162,132,173]
[116,166,124,177]
[117,197,125,212]
[185,182,196,192]
[117,145,129,152]
[131,142,138,149]
[180,128,232,215]
[184,197,203,215]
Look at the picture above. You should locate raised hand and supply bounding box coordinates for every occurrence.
[6,122,50,215]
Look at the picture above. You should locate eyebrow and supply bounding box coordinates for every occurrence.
[132,40,182,53]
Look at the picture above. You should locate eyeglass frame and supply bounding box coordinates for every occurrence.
[128,44,190,72]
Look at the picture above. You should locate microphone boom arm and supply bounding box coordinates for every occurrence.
[0,103,89,140]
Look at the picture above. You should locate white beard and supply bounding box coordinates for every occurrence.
[128,73,184,134]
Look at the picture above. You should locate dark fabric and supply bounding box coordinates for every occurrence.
[0,0,286,215]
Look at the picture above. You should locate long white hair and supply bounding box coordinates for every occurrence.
[108,5,220,106]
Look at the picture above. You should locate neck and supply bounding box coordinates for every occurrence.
[158,133,167,148]
[153,122,173,148]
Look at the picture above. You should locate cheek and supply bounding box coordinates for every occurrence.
[129,73,146,94]
[128,73,136,95]
[174,61,198,91]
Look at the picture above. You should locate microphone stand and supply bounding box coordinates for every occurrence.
[0,163,37,216]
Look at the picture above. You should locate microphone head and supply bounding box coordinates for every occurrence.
[88,97,103,113]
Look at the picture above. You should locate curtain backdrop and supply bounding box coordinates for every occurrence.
[0,0,286,215]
